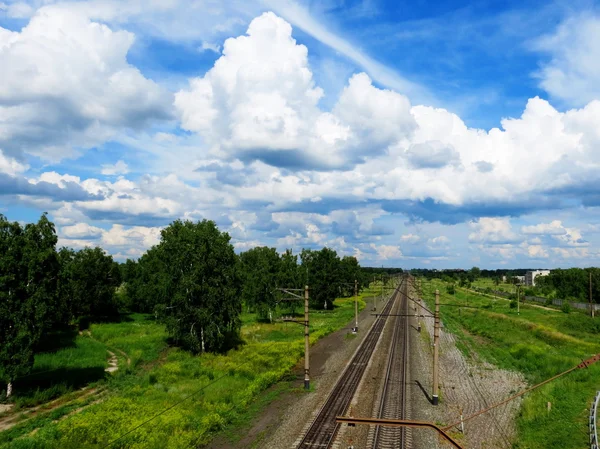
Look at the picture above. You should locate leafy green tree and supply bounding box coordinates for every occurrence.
[300,248,341,310]
[0,214,59,398]
[339,256,361,296]
[61,247,121,321]
[123,250,170,313]
[154,220,241,353]
[239,247,281,322]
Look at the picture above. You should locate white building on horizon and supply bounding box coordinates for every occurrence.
[525,270,550,286]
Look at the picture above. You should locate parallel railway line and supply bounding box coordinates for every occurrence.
[296,281,400,448]
[371,279,411,449]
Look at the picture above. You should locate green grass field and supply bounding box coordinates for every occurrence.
[1,286,380,449]
[420,278,600,449]
[470,277,517,292]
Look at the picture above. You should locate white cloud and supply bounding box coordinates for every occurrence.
[175,12,416,169]
[533,15,600,107]
[61,222,104,239]
[522,220,566,235]
[371,244,402,260]
[0,5,171,161]
[400,233,420,243]
[527,245,549,258]
[101,160,129,176]
[0,149,28,175]
[3,2,34,18]
[469,217,517,244]
[262,0,433,103]
[200,41,221,53]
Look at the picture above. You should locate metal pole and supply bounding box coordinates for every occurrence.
[304,285,310,390]
[433,289,440,405]
[517,285,520,315]
[354,279,358,331]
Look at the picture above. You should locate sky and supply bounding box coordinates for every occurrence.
[1,0,600,268]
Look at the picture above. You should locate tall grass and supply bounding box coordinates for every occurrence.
[421,278,600,449]
[1,291,370,448]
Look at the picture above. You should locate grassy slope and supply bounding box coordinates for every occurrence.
[420,278,600,449]
[1,288,377,449]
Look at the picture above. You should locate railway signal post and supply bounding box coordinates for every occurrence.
[433,289,440,405]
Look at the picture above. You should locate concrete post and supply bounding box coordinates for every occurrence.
[433,289,440,405]
[354,279,358,331]
[304,285,310,390]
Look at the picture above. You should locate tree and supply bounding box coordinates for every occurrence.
[154,220,241,353]
[123,249,170,313]
[300,248,341,310]
[239,247,281,322]
[339,256,361,296]
[62,247,121,321]
[0,214,59,398]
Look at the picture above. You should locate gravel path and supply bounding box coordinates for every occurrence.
[416,294,526,449]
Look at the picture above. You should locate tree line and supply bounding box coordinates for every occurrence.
[1,215,369,398]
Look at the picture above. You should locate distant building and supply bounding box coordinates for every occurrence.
[525,270,550,286]
[514,275,525,284]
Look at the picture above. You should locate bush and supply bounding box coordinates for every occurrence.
[561,303,571,314]
[447,284,455,295]
[510,300,517,309]
[545,298,553,306]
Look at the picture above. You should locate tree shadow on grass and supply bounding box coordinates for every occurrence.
[5,367,107,407]
[34,328,79,354]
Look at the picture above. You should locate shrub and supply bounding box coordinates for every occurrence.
[561,303,571,314]
[510,300,517,309]
[447,284,455,295]
[545,298,553,306]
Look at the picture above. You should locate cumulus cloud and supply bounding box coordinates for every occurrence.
[533,15,600,107]
[522,220,566,235]
[469,217,518,244]
[101,160,130,176]
[372,244,402,260]
[405,141,460,169]
[0,150,28,175]
[0,5,171,161]
[175,12,415,169]
[400,233,420,243]
[61,222,104,239]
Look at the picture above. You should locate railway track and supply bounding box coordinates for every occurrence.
[371,278,411,449]
[296,282,401,449]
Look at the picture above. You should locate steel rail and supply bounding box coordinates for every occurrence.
[296,282,401,448]
[372,279,410,448]
[590,391,600,449]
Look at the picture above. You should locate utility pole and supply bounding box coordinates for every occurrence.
[517,285,520,315]
[354,279,358,332]
[433,289,440,405]
[278,286,310,390]
[304,284,310,390]
[590,271,595,318]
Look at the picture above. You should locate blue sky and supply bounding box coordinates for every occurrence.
[1,0,600,268]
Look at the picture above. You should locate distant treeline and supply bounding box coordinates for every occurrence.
[410,267,600,303]
[1,213,372,397]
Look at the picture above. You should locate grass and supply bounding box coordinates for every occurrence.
[0,287,376,449]
[471,277,517,292]
[420,278,600,449]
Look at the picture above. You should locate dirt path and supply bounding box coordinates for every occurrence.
[80,329,132,373]
[0,330,130,434]
[0,386,103,432]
